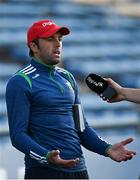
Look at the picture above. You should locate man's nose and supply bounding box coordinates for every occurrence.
[55,39,61,47]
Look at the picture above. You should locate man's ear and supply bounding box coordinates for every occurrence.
[29,42,39,53]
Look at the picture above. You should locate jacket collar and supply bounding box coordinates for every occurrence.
[31,58,55,71]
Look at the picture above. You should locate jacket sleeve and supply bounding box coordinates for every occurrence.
[72,75,111,156]
[6,75,49,164]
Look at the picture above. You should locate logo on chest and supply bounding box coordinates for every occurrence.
[32,74,40,79]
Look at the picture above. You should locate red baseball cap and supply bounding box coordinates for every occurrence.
[27,19,70,47]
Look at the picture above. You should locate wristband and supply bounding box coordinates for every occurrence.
[46,151,51,162]
[104,144,112,157]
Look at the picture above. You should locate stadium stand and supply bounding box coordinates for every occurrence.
[0,0,140,135]
[0,0,139,124]
[0,0,140,179]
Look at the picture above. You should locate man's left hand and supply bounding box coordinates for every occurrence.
[107,137,136,162]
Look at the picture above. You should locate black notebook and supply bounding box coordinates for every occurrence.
[72,104,85,133]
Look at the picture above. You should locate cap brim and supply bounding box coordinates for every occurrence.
[39,26,70,39]
[58,27,70,35]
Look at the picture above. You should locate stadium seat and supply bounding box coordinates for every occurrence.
[17,167,24,179]
[0,168,7,179]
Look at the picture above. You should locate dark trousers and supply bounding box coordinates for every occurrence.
[24,166,89,179]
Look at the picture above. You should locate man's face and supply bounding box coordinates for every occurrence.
[32,32,63,65]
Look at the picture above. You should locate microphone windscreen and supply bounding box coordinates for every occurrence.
[85,74,108,94]
[85,74,117,99]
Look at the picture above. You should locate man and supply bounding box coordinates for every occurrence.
[101,78,140,104]
[6,19,136,179]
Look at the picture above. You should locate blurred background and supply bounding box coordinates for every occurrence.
[0,0,140,179]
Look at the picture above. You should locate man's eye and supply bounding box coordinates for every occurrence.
[47,38,53,41]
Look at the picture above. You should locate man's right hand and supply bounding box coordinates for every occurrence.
[46,150,79,168]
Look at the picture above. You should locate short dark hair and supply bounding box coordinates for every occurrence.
[29,39,40,57]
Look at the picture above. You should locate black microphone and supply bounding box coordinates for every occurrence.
[85,74,117,99]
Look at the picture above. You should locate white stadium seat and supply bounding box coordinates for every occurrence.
[0,168,7,179]
[17,167,24,179]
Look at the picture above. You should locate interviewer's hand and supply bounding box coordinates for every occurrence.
[47,150,79,168]
[107,138,136,162]
[100,78,125,103]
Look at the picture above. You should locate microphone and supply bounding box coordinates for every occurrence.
[85,74,117,99]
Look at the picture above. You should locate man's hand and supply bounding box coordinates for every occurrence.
[107,138,136,162]
[47,150,79,168]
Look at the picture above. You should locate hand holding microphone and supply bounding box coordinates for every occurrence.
[85,74,117,100]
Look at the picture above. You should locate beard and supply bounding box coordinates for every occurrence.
[41,54,62,66]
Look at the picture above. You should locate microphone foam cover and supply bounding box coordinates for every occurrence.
[85,74,117,99]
